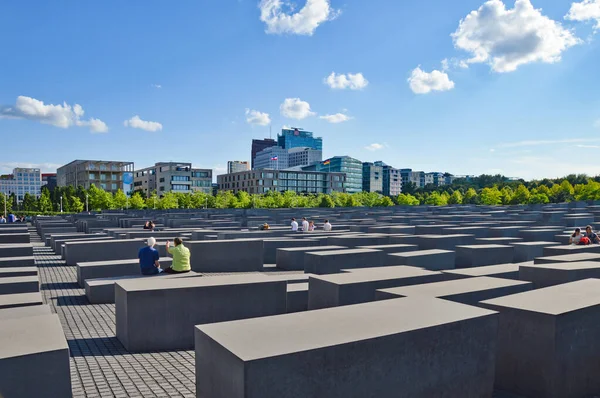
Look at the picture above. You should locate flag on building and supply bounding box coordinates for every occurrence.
[323,159,331,165]
[270,156,278,161]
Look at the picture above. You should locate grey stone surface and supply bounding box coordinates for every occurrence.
[0,275,40,295]
[519,261,600,288]
[418,234,476,250]
[388,249,456,271]
[308,265,455,309]
[53,236,114,254]
[0,292,43,309]
[76,258,173,288]
[510,241,561,262]
[304,248,384,274]
[0,266,38,278]
[455,245,515,268]
[489,226,524,238]
[0,233,30,244]
[0,304,51,320]
[262,238,319,264]
[356,244,419,255]
[442,226,490,238]
[481,279,600,398]
[326,235,390,248]
[115,275,287,351]
[64,239,146,266]
[542,244,600,257]
[534,252,600,264]
[187,239,264,272]
[0,256,36,268]
[443,262,527,280]
[276,245,346,271]
[376,276,532,307]
[195,297,498,398]
[0,243,34,258]
[286,282,308,313]
[0,314,71,398]
[518,229,565,242]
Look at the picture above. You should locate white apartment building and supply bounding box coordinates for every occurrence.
[0,168,42,202]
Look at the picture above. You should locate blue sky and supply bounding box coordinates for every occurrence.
[1,0,599,180]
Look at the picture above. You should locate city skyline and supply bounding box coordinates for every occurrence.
[1,0,599,180]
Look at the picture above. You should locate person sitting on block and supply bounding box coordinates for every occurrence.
[139,237,163,275]
[164,237,191,274]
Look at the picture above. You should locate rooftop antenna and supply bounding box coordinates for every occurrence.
[269,124,272,140]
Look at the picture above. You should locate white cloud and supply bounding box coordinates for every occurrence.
[324,72,369,90]
[319,113,352,123]
[259,0,340,35]
[151,84,162,89]
[280,98,316,119]
[566,0,600,30]
[123,115,163,132]
[408,67,455,94]
[441,59,450,71]
[575,144,600,148]
[0,162,63,175]
[245,109,271,126]
[452,0,581,73]
[0,96,108,133]
[365,143,385,151]
[498,138,600,148]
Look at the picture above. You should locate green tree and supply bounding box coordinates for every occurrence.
[396,193,420,206]
[425,191,447,206]
[529,193,549,204]
[500,186,514,205]
[129,192,146,209]
[463,188,479,204]
[318,194,335,208]
[480,187,502,205]
[377,196,394,207]
[0,193,12,215]
[447,190,463,205]
[159,192,179,209]
[22,193,37,212]
[146,191,159,209]
[510,184,531,205]
[113,189,128,209]
[70,196,84,213]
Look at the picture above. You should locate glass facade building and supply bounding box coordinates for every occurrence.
[0,168,43,202]
[278,128,323,151]
[251,138,277,169]
[374,161,402,196]
[133,162,212,196]
[362,163,383,194]
[305,156,363,193]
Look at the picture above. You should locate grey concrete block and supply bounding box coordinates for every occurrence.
[356,244,419,255]
[510,241,560,262]
[377,276,532,307]
[0,304,51,320]
[64,239,147,266]
[276,245,346,271]
[77,258,173,288]
[455,245,514,268]
[488,226,523,238]
[0,276,40,295]
[262,239,320,264]
[476,237,523,244]
[0,233,30,244]
[188,239,264,272]
[308,266,455,309]
[326,235,390,248]
[418,234,476,250]
[481,279,600,398]
[53,236,114,254]
[0,314,71,398]
[388,249,456,271]
[0,266,38,278]
[414,224,458,234]
[542,244,600,257]
[287,283,308,313]
[0,244,33,258]
[534,252,600,264]
[443,262,527,280]
[304,249,385,274]
[442,226,490,238]
[518,228,564,242]
[0,256,35,268]
[519,261,600,288]
[195,297,498,398]
[115,275,287,351]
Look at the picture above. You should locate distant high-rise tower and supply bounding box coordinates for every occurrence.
[227,161,250,174]
[277,128,322,151]
[251,138,277,169]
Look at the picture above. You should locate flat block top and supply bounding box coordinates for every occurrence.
[490,226,525,230]
[419,234,473,239]
[0,275,39,284]
[0,244,33,249]
[0,266,38,274]
[444,226,487,230]
[378,276,530,298]
[521,261,600,271]
[85,271,198,287]
[456,244,513,250]
[287,282,308,292]
[482,278,600,315]
[343,265,424,273]
[0,314,68,359]
[536,253,600,262]
[305,248,382,257]
[311,266,441,285]
[277,245,346,253]
[520,228,564,233]
[0,305,51,320]
[117,273,286,292]
[66,239,143,246]
[0,256,35,262]
[0,292,43,307]
[356,244,418,249]
[196,297,497,361]
[77,258,172,267]
[443,262,528,277]
[389,249,453,257]
[511,241,560,247]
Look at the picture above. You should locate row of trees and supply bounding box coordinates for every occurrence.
[1,177,595,214]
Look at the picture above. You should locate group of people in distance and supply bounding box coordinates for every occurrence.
[291,217,331,232]
[0,214,26,223]
[143,220,155,231]
[569,225,600,245]
[138,237,192,275]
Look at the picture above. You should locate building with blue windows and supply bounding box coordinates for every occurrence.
[278,128,323,151]
[304,156,363,193]
[0,168,43,202]
[374,161,402,196]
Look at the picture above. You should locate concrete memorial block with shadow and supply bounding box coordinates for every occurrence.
[476,237,523,245]
[0,304,51,320]
[542,244,600,257]
[519,261,600,288]
[326,235,390,248]
[115,274,287,351]
[0,266,38,278]
[195,297,498,398]
[442,226,490,238]
[366,225,416,234]
[480,279,600,398]
[417,234,476,250]
[534,252,600,264]
[510,241,560,262]
[414,224,457,235]
[261,238,320,264]
[387,249,455,271]
[0,292,43,310]
[53,236,114,254]
[0,314,71,398]
[443,262,530,280]
[356,244,419,256]
[187,239,264,272]
[488,226,523,238]
[0,276,40,295]
[0,244,33,258]
[0,233,30,244]
[287,282,308,313]
[518,228,564,242]
[376,276,532,307]
[308,265,458,309]
[77,258,173,288]
[64,239,147,266]
[455,245,514,268]
[276,245,346,271]
[304,249,385,274]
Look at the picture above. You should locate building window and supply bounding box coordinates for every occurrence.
[111,183,117,190]
[159,178,165,183]
[159,186,165,191]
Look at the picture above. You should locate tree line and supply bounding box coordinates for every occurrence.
[0,174,595,214]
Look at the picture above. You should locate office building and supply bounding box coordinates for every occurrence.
[362,162,383,194]
[42,173,57,192]
[278,128,323,151]
[227,161,250,174]
[254,147,289,170]
[304,156,363,193]
[400,169,425,189]
[133,162,212,196]
[287,147,322,168]
[57,160,135,194]
[0,168,42,202]
[251,138,277,169]
[425,172,447,187]
[374,161,402,196]
[217,169,346,195]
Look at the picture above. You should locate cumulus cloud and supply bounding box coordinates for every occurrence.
[319,113,352,123]
[365,143,385,151]
[245,109,271,126]
[0,96,108,133]
[565,0,600,30]
[259,0,340,35]
[408,67,455,94]
[280,98,316,119]
[123,115,163,132]
[452,0,581,73]
[324,72,369,90]
[151,84,162,89]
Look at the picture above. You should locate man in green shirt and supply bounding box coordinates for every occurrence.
[164,238,191,274]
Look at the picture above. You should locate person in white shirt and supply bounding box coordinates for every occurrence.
[291,218,299,232]
[323,220,332,232]
[301,217,309,232]
[569,228,582,245]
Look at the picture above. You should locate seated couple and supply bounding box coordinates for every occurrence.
[570,225,600,245]
[138,237,191,275]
